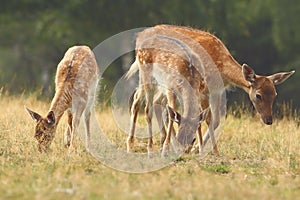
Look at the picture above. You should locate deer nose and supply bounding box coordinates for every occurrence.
[265,116,273,125]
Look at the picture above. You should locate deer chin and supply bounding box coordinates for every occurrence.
[177,128,197,148]
[261,116,273,125]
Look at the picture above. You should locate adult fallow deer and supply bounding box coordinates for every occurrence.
[126,25,295,157]
[25,46,99,153]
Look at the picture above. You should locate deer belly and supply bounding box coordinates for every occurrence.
[151,64,176,88]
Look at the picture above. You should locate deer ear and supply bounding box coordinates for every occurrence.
[46,111,56,126]
[167,106,181,124]
[242,64,256,84]
[267,70,295,85]
[25,106,42,123]
[198,107,210,124]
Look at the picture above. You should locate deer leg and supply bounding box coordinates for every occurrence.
[192,97,210,154]
[145,86,154,157]
[195,125,203,153]
[162,116,174,157]
[197,95,212,150]
[153,92,167,151]
[68,103,86,153]
[207,93,221,155]
[154,105,167,151]
[162,91,176,157]
[126,88,142,153]
[84,110,91,152]
[64,110,72,148]
[84,91,96,153]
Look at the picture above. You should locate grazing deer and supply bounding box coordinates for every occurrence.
[25,46,99,153]
[128,86,208,155]
[126,26,211,157]
[126,24,295,156]
[165,106,210,155]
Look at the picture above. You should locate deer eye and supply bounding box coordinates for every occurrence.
[256,94,262,100]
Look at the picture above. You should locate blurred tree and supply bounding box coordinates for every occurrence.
[0,0,298,109]
[267,0,300,104]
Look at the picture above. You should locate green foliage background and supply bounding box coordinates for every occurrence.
[0,0,299,109]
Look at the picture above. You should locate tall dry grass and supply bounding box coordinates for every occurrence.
[0,93,299,199]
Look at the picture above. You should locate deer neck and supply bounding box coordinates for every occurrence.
[221,59,250,93]
[49,88,71,124]
[180,82,200,119]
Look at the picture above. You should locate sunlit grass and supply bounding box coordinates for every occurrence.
[0,94,299,199]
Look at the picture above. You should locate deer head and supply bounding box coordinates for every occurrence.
[167,106,209,146]
[242,64,295,125]
[25,107,56,152]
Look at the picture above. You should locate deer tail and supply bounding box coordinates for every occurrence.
[125,59,139,80]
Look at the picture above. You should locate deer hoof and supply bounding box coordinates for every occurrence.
[68,145,77,154]
[126,137,134,153]
[211,145,219,156]
[148,149,154,158]
[161,145,169,158]
[191,144,200,154]
[64,136,71,148]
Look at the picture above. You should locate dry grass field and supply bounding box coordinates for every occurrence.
[0,93,299,199]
